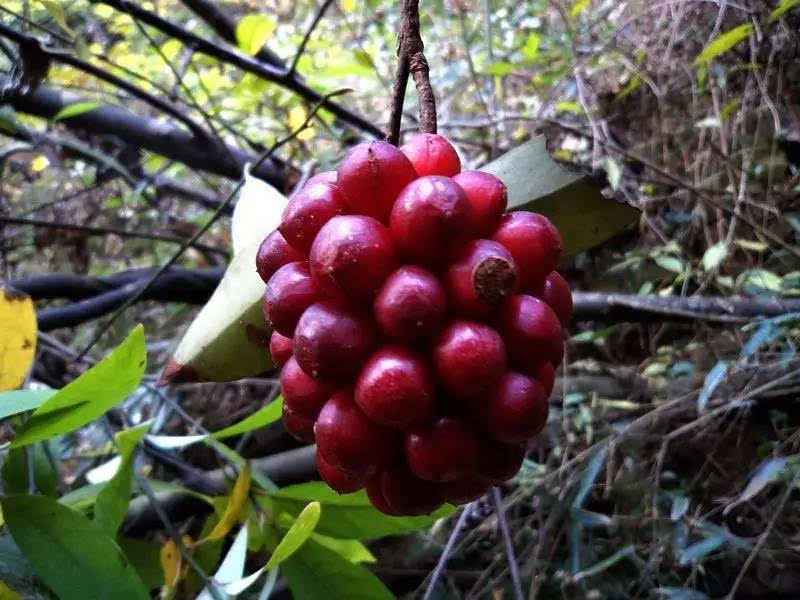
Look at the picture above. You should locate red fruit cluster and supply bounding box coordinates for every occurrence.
[256,134,572,516]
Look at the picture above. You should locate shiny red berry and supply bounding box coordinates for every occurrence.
[389,176,472,266]
[269,331,293,368]
[491,212,563,289]
[379,459,444,516]
[282,403,315,443]
[453,170,508,237]
[373,266,447,343]
[445,239,519,319]
[337,141,417,223]
[485,371,549,443]
[316,451,364,494]
[475,438,526,484]
[405,417,479,482]
[293,301,376,380]
[401,133,461,177]
[279,182,346,254]
[535,271,573,329]
[264,262,319,337]
[355,346,434,429]
[305,171,338,186]
[309,215,397,303]
[442,476,489,505]
[315,389,396,477]
[500,295,563,368]
[256,230,305,284]
[280,356,334,420]
[432,320,507,399]
[365,474,399,516]
[530,361,555,396]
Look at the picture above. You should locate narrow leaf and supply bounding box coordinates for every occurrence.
[573,545,636,582]
[573,443,608,508]
[211,398,283,440]
[197,523,249,599]
[202,463,252,542]
[35,0,75,36]
[52,102,100,122]
[655,588,710,600]
[697,361,727,412]
[0,286,37,392]
[266,501,320,569]
[770,0,800,22]
[1,495,148,600]
[694,24,752,65]
[654,255,684,274]
[678,534,725,565]
[725,457,789,513]
[671,495,689,521]
[312,534,375,563]
[11,325,146,448]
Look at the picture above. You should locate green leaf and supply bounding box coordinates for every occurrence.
[283,539,393,600]
[522,32,540,62]
[604,158,622,190]
[1,495,148,600]
[210,398,283,440]
[52,102,100,122]
[94,423,149,535]
[235,14,276,56]
[488,61,513,76]
[694,24,751,65]
[271,482,455,539]
[35,0,75,36]
[678,534,725,565]
[266,501,320,569]
[118,538,164,590]
[311,534,375,564]
[573,444,607,508]
[770,0,800,22]
[702,242,727,271]
[654,255,684,274]
[482,137,639,256]
[0,389,55,420]
[11,325,146,448]
[555,101,583,114]
[725,457,789,513]
[740,269,783,295]
[571,0,589,17]
[2,441,59,497]
[698,361,727,412]
[0,106,20,135]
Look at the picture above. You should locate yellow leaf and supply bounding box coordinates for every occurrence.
[342,0,356,11]
[0,287,37,391]
[202,462,252,542]
[30,155,49,172]
[0,580,22,600]
[571,0,589,17]
[160,539,181,591]
[235,14,276,56]
[288,105,307,131]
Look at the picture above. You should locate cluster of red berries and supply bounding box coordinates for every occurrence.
[256,134,572,516]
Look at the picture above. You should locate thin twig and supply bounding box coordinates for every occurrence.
[491,487,524,600]
[289,0,335,75]
[75,88,350,359]
[422,503,474,600]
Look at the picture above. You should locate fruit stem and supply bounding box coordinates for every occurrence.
[386,0,437,146]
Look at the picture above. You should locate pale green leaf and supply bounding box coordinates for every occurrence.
[52,102,100,122]
[523,32,540,62]
[654,255,684,274]
[35,0,75,36]
[311,534,375,564]
[770,0,800,22]
[571,0,590,17]
[702,242,727,271]
[235,15,276,56]
[265,501,320,569]
[0,389,55,420]
[11,325,146,448]
[698,361,727,412]
[694,24,751,65]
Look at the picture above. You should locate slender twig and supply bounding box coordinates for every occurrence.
[75,88,350,359]
[289,0,335,75]
[491,487,524,600]
[422,503,474,600]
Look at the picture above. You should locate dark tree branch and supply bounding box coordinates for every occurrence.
[0,216,228,257]
[0,74,288,186]
[88,0,383,138]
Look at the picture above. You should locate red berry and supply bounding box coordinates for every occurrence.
[256,230,305,284]
[355,346,434,429]
[491,212,563,289]
[442,476,489,505]
[315,389,397,477]
[453,170,508,237]
[337,141,417,223]
[475,438,526,484]
[484,372,548,443]
[500,295,563,368]
[269,331,293,368]
[305,171,338,186]
[293,301,376,380]
[280,356,334,420]
[535,271,573,329]
[401,133,461,177]
[389,176,473,266]
[373,266,447,342]
[279,182,346,254]
[379,459,444,516]
[282,402,315,443]
[405,417,479,482]
[309,215,397,303]
[365,474,399,516]
[445,239,519,319]
[530,361,555,396]
[432,320,507,399]
[316,451,364,494]
[264,262,319,337]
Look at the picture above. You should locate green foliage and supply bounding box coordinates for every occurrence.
[1,495,149,600]
[0,389,55,420]
[235,14,277,56]
[52,102,100,122]
[694,24,752,65]
[265,501,320,569]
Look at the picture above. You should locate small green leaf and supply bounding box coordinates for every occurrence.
[311,534,375,563]
[694,24,751,65]
[235,14,276,56]
[271,482,454,539]
[11,325,146,448]
[0,389,55,420]
[266,501,320,569]
[555,101,583,114]
[488,61,513,76]
[1,495,148,600]
[740,269,783,295]
[52,102,100,122]
[571,0,590,17]
[770,0,800,22]
[210,398,283,440]
[522,32,540,62]
[702,242,727,271]
[604,158,622,190]
[654,255,684,274]
[94,422,149,535]
[573,443,607,508]
[698,361,727,412]
[678,534,725,565]
[727,457,789,511]
[0,106,20,134]
[283,539,393,600]
[35,0,75,36]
